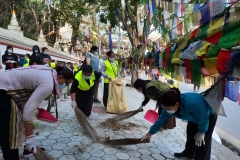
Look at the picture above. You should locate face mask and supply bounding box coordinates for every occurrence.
[25,56,28,59]
[34,50,38,53]
[58,83,66,90]
[109,58,114,62]
[166,109,177,114]
[8,50,13,53]
[137,90,142,93]
[83,75,91,80]
[95,52,98,56]
[44,52,48,55]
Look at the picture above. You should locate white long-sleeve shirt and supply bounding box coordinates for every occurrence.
[0,66,54,122]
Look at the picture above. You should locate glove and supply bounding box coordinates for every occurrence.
[24,136,36,153]
[107,75,111,80]
[141,134,151,141]
[138,105,143,111]
[71,101,77,108]
[194,132,205,147]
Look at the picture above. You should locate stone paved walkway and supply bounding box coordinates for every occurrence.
[0,77,240,160]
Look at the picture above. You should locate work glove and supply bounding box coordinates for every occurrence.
[194,132,205,147]
[138,105,143,111]
[141,134,151,141]
[107,75,111,80]
[24,136,36,153]
[71,101,77,108]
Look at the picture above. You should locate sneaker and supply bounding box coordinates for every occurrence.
[23,149,33,158]
[93,99,102,103]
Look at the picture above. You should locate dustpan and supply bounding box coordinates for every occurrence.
[144,109,159,124]
[33,147,54,160]
[37,108,58,123]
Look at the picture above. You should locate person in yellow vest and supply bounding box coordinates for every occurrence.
[70,65,95,117]
[73,63,78,75]
[100,51,119,108]
[167,79,180,89]
[49,60,57,69]
[23,54,30,67]
[133,79,176,129]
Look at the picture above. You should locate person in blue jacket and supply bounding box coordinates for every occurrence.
[141,88,217,160]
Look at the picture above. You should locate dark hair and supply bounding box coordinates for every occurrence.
[25,54,30,58]
[42,47,48,52]
[56,66,74,80]
[5,45,13,54]
[32,45,40,52]
[90,46,98,52]
[106,51,114,57]
[167,79,174,85]
[161,88,181,106]
[133,79,150,89]
[82,65,93,73]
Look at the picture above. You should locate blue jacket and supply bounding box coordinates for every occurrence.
[149,93,213,134]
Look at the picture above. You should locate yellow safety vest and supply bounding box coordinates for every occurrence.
[74,64,78,72]
[23,58,30,67]
[104,60,118,83]
[75,70,95,91]
[169,81,179,88]
[50,62,56,69]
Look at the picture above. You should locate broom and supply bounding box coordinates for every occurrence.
[33,148,54,160]
[75,107,150,146]
[110,107,143,122]
[74,107,100,141]
[96,138,150,146]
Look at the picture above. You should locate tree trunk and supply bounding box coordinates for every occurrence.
[131,70,139,87]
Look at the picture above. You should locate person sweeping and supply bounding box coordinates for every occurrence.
[0,65,73,159]
[141,88,217,160]
[70,65,95,117]
[133,79,176,129]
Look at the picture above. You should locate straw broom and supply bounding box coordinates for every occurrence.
[110,107,143,122]
[33,148,54,160]
[74,107,100,141]
[75,107,150,145]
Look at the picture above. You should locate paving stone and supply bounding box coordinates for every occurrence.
[126,145,140,151]
[51,129,64,134]
[88,157,102,160]
[47,150,63,158]
[103,148,117,154]
[75,152,91,160]
[35,135,47,140]
[137,143,149,149]
[52,144,67,150]
[141,155,155,160]
[148,147,161,154]
[115,146,129,153]
[41,139,56,146]
[152,153,166,160]
[157,147,170,154]
[90,149,105,157]
[63,146,79,155]
[127,150,141,158]
[61,133,73,138]
[38,131,51,136]
[39,145,53,152]
[129,158,141,160]
[161,153,175,159]
[57,138,71,144]
[102,155,118,160]
[48,134,61,140]
[116,152,130,159]
[70,136,83,142]
[138,149,151,156]
[67,141,81,147]
[58,155,76,160]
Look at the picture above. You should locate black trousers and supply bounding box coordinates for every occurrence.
[103,83,109,108]
[183,114,218,160]
[0,90,19,160]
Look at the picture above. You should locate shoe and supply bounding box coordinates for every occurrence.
[174,152,192,159]
[93,99,102,103]
[23,149,33,158]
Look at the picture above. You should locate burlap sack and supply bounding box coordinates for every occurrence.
[107,78,129,114]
